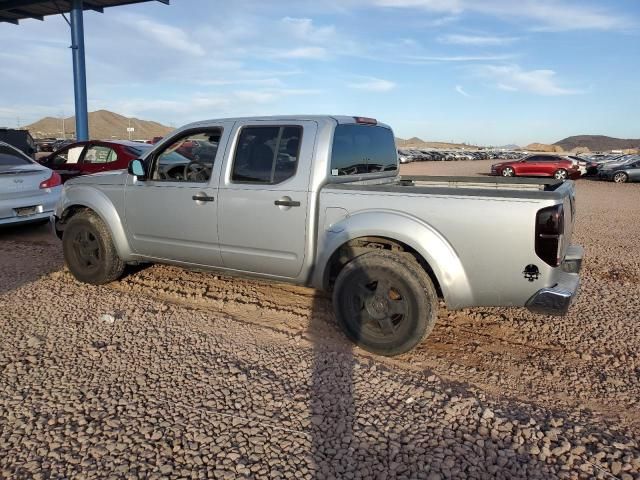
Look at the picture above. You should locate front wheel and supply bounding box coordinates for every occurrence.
[62,210,125,285]
[554,169,568,180]
[502,166,515,177]
[332,251,438,356]
[613,172,628,183]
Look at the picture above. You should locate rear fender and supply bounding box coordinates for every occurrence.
[314,209,474,309]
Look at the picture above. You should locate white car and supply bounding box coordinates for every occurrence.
[0,141,62,226]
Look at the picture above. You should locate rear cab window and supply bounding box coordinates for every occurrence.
[330,124,398,177]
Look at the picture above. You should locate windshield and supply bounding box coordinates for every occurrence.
[125,144,153,157]
[0,145,32,166]
[330,124,398,176]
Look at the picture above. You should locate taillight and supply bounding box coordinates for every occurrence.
[39,171,62,189]
[535,204,564,267]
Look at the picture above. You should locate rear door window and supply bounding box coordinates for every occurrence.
[330,124,397,176]
[231,126,302,184]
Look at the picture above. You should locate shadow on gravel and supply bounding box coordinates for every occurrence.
[0,221,64,295]
[309,289,357,477]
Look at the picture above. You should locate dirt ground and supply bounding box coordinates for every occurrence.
[1,160,639,479]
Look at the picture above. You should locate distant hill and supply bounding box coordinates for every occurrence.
[25,110,173,140]
[554,135,640,152]
[525,143,563,153]
[396,136,479,150]
[497,144,520,150]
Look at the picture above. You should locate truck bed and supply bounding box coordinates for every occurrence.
[327,175,570,200]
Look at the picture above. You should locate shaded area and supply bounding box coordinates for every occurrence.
[0,221,63,295]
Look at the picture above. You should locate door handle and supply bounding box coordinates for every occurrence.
[274,199,300,207]
[192,195,215,202]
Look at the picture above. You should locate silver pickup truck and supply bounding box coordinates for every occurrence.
[53,115,583,356]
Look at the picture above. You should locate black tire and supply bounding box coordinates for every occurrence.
[332,251,438,356]
[554,169,568,180]
[62,210,125,285]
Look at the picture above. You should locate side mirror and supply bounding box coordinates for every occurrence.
[128,159,146,179]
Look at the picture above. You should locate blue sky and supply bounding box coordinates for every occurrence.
[1,0,638,145]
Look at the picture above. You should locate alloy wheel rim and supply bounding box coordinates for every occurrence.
[347,275,408,338]
[72,229,101,270]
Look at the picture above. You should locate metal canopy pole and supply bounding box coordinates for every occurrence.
[70,0,89,140]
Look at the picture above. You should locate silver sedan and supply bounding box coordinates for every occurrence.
[0,141,62,226]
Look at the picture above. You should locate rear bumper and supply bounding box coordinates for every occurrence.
[0,186,61,226]
[0,210,53,226]
[526,245,583,316]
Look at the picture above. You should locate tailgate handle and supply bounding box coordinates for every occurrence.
[274,199,300,207]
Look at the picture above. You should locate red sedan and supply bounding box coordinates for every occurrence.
[491,154,581,181]
[39,140,152,183]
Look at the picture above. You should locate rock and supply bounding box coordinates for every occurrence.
[482,409,494,420]
[610,461,622,476]
[99,314,116,324]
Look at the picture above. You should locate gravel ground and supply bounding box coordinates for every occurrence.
[1,161,639,479]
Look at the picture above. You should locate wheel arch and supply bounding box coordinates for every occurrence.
[56,186,134,260]
[313,210,474,309]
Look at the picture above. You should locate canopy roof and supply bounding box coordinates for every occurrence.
[0,0,168,24]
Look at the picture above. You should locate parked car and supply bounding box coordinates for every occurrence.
[0,128,36,158]
[34,137,57,152]
[0,141,61,226]
[51,139,75,152]
[53,115,583,356]
[598,158,640,183]
[40,140,163,183]
[491,154,581,180]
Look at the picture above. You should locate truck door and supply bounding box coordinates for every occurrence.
[217,120,317,278]
[123,123,233,266]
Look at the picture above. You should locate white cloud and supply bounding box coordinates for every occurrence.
[438,34,518,46]
[117,14,205,56]
[281,17,336,42]
[375,0,462,13]
[348,77,397,92]
[272,46,329,60]
[455,85,470,97]
[478,64,585,95]
[407,54,513,62]
[373,0,631,31]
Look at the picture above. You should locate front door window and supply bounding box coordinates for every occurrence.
[151,131,220,182]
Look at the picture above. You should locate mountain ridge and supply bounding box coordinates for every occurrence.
[24,110,173,140]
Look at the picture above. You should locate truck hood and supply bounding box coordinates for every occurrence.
[65,169,128,186]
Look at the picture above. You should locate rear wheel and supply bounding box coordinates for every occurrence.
[554,169,568,180]
[613,172,628,183]
[502,166,515,177]
[332,251,438,356]
[62,210,125,285]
